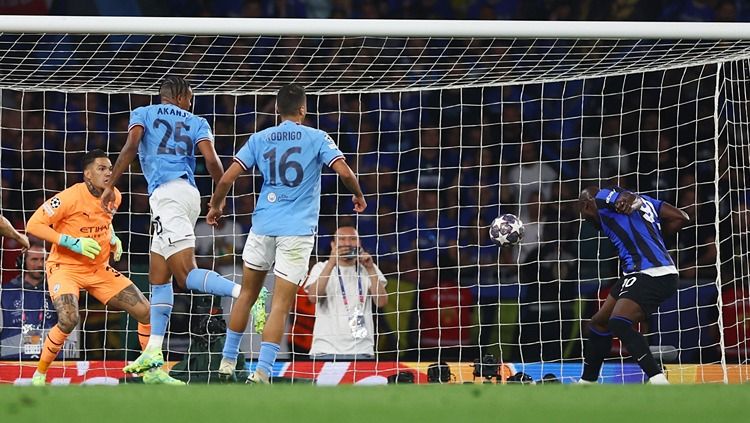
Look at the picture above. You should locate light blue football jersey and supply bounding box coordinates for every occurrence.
[234,120,344,236]
[129,103,214,194]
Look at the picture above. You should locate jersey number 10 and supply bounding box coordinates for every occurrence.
[263,147,304,187]
[154,119,193,156]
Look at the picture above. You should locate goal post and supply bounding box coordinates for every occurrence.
[0,16,749,384]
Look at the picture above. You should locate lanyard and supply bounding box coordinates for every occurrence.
[336,263,364,312]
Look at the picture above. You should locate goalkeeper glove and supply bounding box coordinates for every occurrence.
[59,234,101,260]
[110,226,122,262]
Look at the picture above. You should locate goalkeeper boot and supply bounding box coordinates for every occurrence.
[252,287,270,334]
[246,368,270,385]
[217,358,237,383]
[143,368,186,385]
[31,371,46,387]
[123,346,164,374]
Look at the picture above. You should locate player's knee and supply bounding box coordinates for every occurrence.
[133,304,150,324]
[58,312,80,333]
[608,316,633,337]
[171,263,194,287]
[589,315,609,333]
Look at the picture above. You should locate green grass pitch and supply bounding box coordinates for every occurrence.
[1,384,747,423]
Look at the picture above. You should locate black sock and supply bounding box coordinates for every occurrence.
[609,316,661,378]
[581,325,612,382]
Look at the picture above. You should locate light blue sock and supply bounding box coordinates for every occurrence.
[185,268,240,298]
[149,283,173,339]
[222,329,243,362]
[256,342,280,377]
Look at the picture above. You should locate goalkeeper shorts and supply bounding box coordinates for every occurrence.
[47,263,133,304]
[242,230,315,285]
[148,178,201,259]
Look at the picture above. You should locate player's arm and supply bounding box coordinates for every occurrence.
[102,125,143,214]
[27,197,101,260]
[659,202,690,235]
[0,215,29,250]
[197,139,225,185]
[330,158,366,212]
[206,162,244,226]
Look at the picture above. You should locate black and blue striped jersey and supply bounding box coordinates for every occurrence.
[595,188,674,274]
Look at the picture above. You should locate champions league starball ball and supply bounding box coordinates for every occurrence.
[489,214,524,247]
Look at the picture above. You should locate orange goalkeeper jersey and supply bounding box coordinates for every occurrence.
[27,183,122,268]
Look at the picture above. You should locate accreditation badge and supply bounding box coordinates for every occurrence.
[348,304,367,340]
[22,324,43,356]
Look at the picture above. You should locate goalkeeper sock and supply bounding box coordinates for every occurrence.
[256,341,280,378]
[37,325,68,374]
[186,268,241,299]
[609,316,662,378]
[581,325,612,382]
[146,283,173,349]
[137,323,151,351]
[222,329,243,362]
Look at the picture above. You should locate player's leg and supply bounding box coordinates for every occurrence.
[250,275,298,384]
[123,252,172,373]
[580,294,617,383]
[33,271,80,386]
[155,180,240,298]
[219,231,275,380]
[218,266,268,380]
[167,247,240,298]
[105,282,151,351]
[248,235,314,384]
[609,297,667,384]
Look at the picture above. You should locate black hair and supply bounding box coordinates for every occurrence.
[276,83,306,116]
[82,148,109,171]
[160,75,191,99]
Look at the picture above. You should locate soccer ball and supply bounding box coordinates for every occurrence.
[489,214,524,247]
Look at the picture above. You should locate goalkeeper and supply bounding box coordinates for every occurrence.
[25,149,161,385]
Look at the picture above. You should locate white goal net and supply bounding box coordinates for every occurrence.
[1,17,749,384]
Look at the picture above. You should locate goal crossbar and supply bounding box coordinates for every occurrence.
[0,16,750,39]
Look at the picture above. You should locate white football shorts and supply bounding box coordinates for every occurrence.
[242,230,315,285]
[148,178,201,259]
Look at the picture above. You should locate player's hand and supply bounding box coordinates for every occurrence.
[352,195,367,213]
[358,250,375,271]
[615,191,643,214]
[110,227,123,262]
[59,234,102,260]
[206,205,223,227]
[101,187,118,215]
[16,233,30,252]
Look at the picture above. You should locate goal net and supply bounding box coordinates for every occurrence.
[0,17,749,384]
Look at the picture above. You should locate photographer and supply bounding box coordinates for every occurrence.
[0,240,77,360]
[305,226,387,360]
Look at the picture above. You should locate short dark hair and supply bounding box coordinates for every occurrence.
[160,75,191,99]
[82,149,109,171]
[277,84,306,116]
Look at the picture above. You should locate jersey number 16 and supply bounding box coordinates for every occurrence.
[263,147,304,187]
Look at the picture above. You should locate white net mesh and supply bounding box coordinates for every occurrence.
[1,26,749,384]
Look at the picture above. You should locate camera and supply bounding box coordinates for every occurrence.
[342,246,361,259]
[190,295,227,340]
[472,354,499,381]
